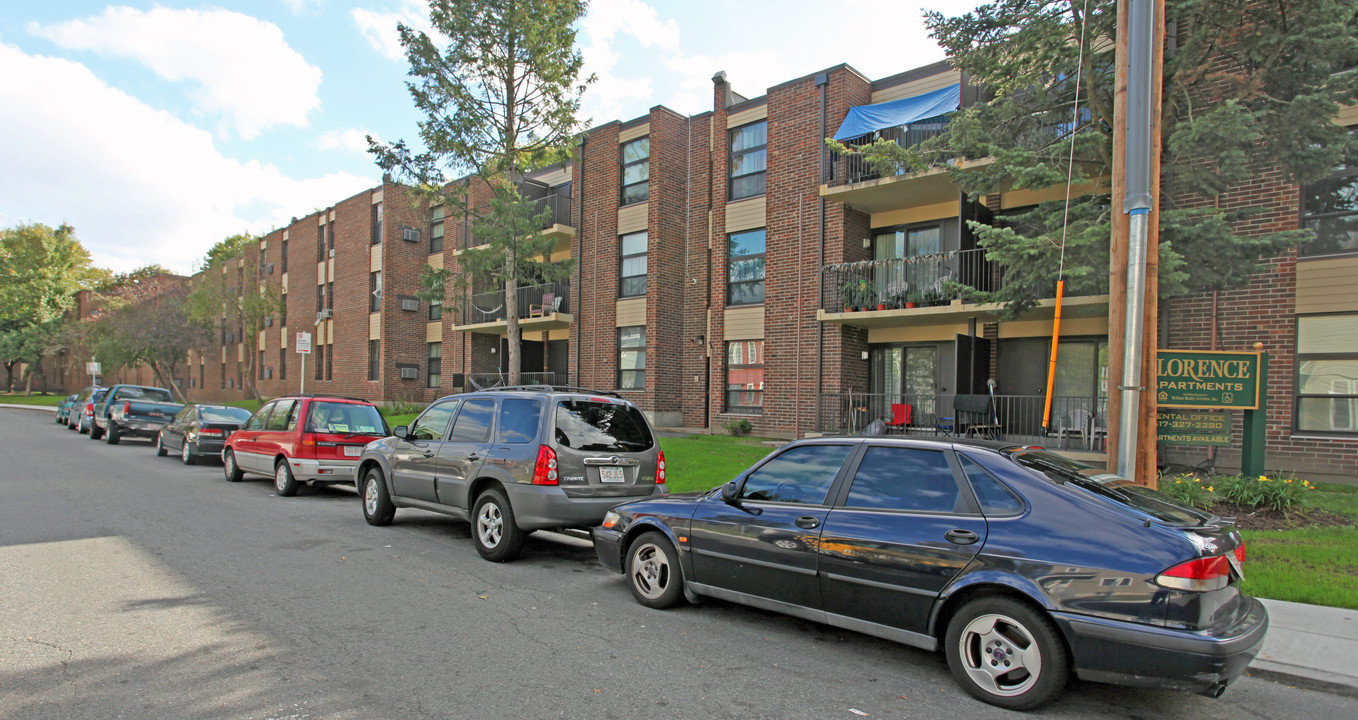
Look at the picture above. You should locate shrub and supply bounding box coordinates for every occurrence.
[1214,473,1315,515]
[1161,473,1214,508]
[722,418,753,436]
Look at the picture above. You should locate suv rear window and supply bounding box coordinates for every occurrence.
[553,400,653,452]
[1009,449,1209,525]
[115,387,173,403]
[305,401,386,435]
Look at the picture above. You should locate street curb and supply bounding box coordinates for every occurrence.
[1247,665,1358,699]
[0,404,58,413]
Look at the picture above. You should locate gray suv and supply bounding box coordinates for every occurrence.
[356,386,667,561]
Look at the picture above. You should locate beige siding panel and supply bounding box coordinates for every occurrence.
[326,319,334,344]
[280,273,288,294]
[316,322,326,345]
[426,321,442,343]
[1001,181,1104,209]
[615,297,646,327]
[726,104,768,129]
[619,123,650,143]
[547,329,570,341]
[530,165,572,187]
[618,202,648,234]
[318,215,326,227]
[221,346,227,363]
[280,327,289,348]
[258,331,266,348]
[237,345,244,363]
[259,239,268,250]
[1338,104,1358,126]
[871,70,962,104]
[283,229,289,241]
[328,258,335,283]
[369,313,381,341]
[725,196,767,232]
[869,323,969,344]
[872,201,959,228]
[427,252,444,270]
[316,261,325,283]
[370,244,382,271]
[372,189,383,204]
[723,306,765,340]
[1297,257,1358,313]
[328,210,336,222]
[999,316,1109,339]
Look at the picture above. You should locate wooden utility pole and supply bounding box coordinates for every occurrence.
[1106,0,1130,477]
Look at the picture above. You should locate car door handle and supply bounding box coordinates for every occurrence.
[422,450,435,458]
[794,516,821,530]
[945,529,980,545]
[466,452,480,461]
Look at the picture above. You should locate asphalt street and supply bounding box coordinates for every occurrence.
[0,409,1351,720]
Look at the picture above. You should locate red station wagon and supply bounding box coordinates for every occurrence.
[222,395,390,496]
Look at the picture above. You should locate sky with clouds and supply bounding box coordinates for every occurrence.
[0,0,960,275]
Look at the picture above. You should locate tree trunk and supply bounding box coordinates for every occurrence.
[505,248,520,385]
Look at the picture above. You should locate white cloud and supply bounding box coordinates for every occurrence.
[282,0,323,14]
[0,43,373,274]
[28,6,322,140]
[352,1,431,62]
[313,128,375,154]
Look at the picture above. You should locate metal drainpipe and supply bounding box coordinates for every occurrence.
[574,134,585,386]
[816,73,829,423]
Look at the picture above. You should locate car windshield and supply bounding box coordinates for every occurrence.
[1008,448,1211,526]
[200,406,253,423]
[553,400,654,452]
[305,401,386,435]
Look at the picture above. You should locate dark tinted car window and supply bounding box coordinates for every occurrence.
[959,454,1025,516]
[112,387,173,403]
[741,444,852,504]
[499,398,542,444]
[91,389,108,403]
[200,406,252,423]
[845,446,960,513]
[305,402,386,435]
[1010,449,1209,525]
[553,400,653,451]
[449,399,496,443]
[410,402,457,441]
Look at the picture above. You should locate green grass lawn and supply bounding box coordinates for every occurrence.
[1239,483,1358,610]
[0,393,66,406]
[659,434,780,493]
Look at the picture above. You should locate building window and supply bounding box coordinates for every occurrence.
[618,326,646,390]
[727,228,766,305]
[725,340,765,413]
[429,299,443,321]
[278,347,287,381]
[370,271,382,312]
[428,342,442,388]
[730,120,767,200]
[327,282,334,311]
[280,293,287,327]
[315,345,324,381]
[199,363,204,390]
[368,340,379,381]
[621,137,649,205]
[281,239,288,273]
[1296,313,1358,435]
[430,205,445,253]
[220,363,225,390]
[1301,134,1358,257]
[326,343,333,380]
[619,230,648,297]
[372,202,383,244]
[317,223,326,262]
[316,284,324,313]
[259,350,266,381]
[237,362,243,390]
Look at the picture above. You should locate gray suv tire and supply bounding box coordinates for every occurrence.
[472,488,526,562]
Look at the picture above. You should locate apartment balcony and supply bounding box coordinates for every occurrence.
[452,281,572,334]
[818,251,1109,328]
[452,194,575,255]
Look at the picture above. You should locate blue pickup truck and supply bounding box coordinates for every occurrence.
[89,384,184,445]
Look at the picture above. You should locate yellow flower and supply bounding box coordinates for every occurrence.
[1207,486,1214,492]
[1285,479,1293,484]
[1258,476,1271,483]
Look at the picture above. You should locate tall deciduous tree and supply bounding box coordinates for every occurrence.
[838,0,1358,316]
[86,283,203,402]
[370,0,590,384]
[186,234,282,401]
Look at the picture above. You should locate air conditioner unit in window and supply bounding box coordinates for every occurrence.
[317,309,333,320]
[328,248,335,258]
[265,367,273,379]
[400,298,419,312]
[399,367,418,380]
[401,226,420,243]
[264,317,273,327]
[266,263,275,275]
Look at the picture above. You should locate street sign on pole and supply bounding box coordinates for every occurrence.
[86,361,102,376]
[296,332,312,354]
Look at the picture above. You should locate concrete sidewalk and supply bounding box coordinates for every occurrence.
[1250,598,1358,697]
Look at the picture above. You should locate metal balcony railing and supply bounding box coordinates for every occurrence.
[827,116,951,187]
[459,281,570,325]
[448,193,572,251]
[817,392,1110,450]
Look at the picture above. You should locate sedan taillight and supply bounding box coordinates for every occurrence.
[532,445,558,485]
[1156,555,1231,592]
[199,428,223,436]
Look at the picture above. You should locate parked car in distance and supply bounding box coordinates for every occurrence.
[156,404,254,465]
[89,384,181,444]
[357,386,667,562]
[55,393,79,424]
[222,395,390,496]
[592,437,1268,710]
[70,386,108,434]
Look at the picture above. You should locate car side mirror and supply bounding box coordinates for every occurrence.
[721,481,741,504]
[393,425,409,440]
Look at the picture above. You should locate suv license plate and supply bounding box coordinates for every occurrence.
[599,467,625,483]
[344,445,362,457]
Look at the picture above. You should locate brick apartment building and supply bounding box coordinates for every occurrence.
[54,58,1357,481]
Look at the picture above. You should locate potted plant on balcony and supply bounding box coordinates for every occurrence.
[886,280,910,309]
[905,289,921,309]
[839,278,866,312]
[874,282,888,311]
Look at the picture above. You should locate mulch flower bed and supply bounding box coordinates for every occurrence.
[1207,501,1355,531]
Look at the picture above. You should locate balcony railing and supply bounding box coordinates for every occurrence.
[458,281,570,326]
[827,117,950,187]
[817,392,1110,450]
[821,250,1109,313]
[449,194,572,251]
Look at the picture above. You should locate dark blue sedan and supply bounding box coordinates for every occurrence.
[592,437,1267,710]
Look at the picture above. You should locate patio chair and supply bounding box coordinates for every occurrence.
[529,293,561,317]
[1057,408,1093,449]
[884,403,912,434]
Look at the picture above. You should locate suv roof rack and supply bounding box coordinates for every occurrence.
[277,393,373,403]
[476,385,622,399]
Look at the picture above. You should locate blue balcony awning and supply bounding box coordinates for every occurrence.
[832,83,961,140]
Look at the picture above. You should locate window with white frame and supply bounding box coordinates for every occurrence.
[1296,314,1358,434]
[618,326,645,390]
[619,230,648,297]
